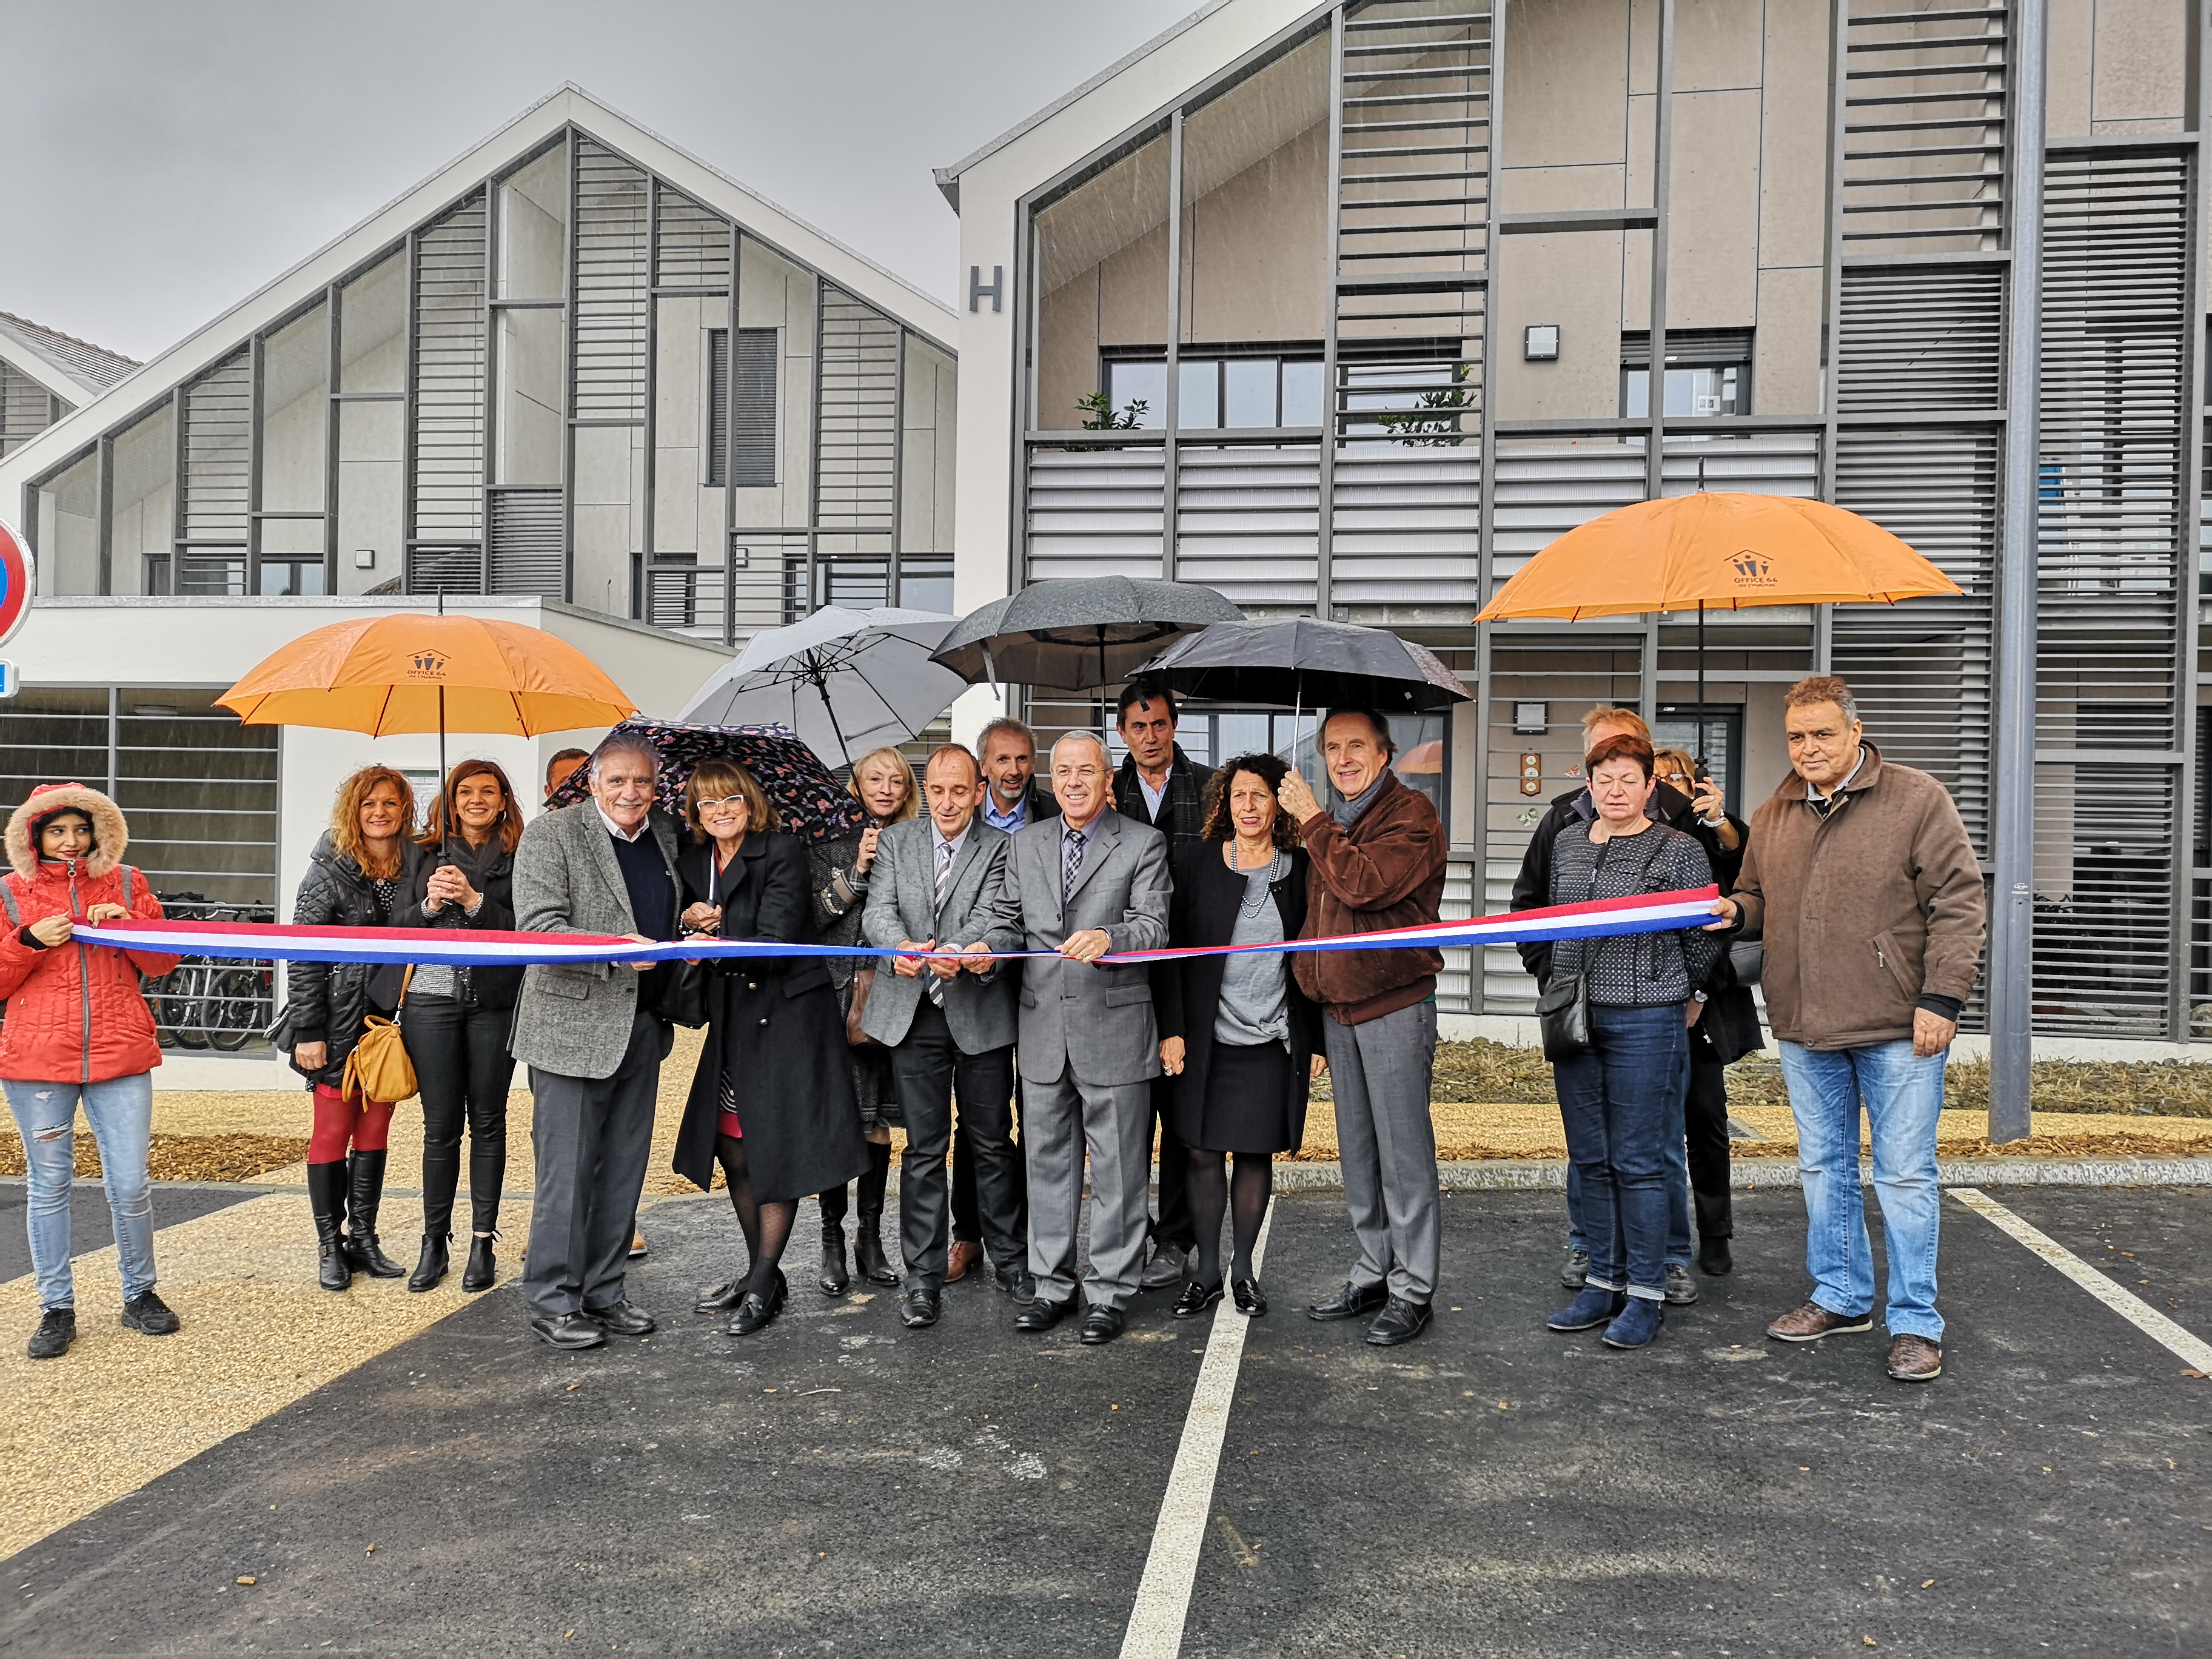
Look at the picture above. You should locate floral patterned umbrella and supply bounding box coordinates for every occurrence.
[547,719,866,845]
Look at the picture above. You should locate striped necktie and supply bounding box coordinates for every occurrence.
[929,836,957,1005]
[1062,823,1084,902]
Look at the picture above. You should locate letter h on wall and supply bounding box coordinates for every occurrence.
[969,265,1003,314]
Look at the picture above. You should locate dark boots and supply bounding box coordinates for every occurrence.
[461,1232,498,1293]
[817,1220,850,1296]
[308,1161,353,1293]
[408,1232,451,1293]
[853,1210,898,1286]
[343,1151,406,1279]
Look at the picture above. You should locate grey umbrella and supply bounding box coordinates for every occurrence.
[1137,618,1470,713]
[677,605,965,766]
[931,576,1244,728]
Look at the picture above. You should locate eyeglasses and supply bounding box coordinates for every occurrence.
[694,794,750,815]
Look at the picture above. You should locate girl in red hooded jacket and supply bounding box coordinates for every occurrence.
[0,783,182,1361]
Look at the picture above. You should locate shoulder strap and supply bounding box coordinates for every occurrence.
[118,866,136,906]
[0,876,19,927]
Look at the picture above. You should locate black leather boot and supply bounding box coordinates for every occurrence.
[408,1232,451,1293]
[344,1151,406,1278]
[817,1221,850,1296]
[461,1232,498,1293]
[307,1162,353,1293]
[853,1210,899,1287]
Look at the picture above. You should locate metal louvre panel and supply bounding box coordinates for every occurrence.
[405,546,482,595]
[654,187,730,288]
[412,192,488,541]
[1837,262,2005,410]
[1489,436,1646,594]
[1437,855,1474,1014]
[1329,446,1481,602]
[2033,762,2175,1034]
[733,328,777,488]
[1660,430,1819,497]
[1,361,55,455]
[1842,0,2006,255]
[1025,446,1165,583]
[571,139,648,423]
[487,488,565,596]
[1173,442,1319,608]
[1829,427,1999,856]
[179,348,251,545]
[814,287,899,537]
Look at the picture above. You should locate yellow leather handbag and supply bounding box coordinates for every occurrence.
[341,967,418,1104]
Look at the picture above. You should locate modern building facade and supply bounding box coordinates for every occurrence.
[0,312,136,457]
[939,0,2206,1047]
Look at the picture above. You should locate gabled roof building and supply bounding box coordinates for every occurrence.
[0,312,136,457]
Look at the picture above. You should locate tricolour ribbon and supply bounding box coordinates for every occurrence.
[73,886,1721,968]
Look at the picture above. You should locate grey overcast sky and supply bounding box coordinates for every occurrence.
[0,1,1196,362]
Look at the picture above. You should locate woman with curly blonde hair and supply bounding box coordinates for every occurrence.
[279,763,432,1292]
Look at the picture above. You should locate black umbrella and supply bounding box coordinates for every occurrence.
[547,718,868,844]
[931,576,1244,728]
[1136,618,1470,714]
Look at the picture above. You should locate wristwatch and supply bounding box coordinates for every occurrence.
[1691,990,1710,1004]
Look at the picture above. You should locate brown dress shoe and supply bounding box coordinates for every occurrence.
[1766,1301,1874,1342]
[1886,1333,1943,1382]
[945,1241,982,1284]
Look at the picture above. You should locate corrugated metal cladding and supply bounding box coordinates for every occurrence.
[1014,0,2210,1037]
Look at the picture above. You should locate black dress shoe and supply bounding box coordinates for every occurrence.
[1697,1236,1734,1276]
[1307,1279,1389,1322]
[583,1299,657,1336]
[993,1262,1036,1301]
[1013,1296,1070,1333]
[1231,1279,1268,1318]
[1078,1304,1127,1345]
[694,1279,748,1313]
[1171,1280,1224,1319]
[899,1288,942,1328]
[531,1313,607,1352]
[728,1273,786,1336]
[1364,1296,1432,1347]
[461,1234,498,1293]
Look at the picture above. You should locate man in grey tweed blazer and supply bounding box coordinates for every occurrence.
[997,731,1170,1346]
[860,745,1027,1327]
[509,732,682,1353]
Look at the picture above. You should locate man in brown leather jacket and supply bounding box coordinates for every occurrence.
[1279,708,1449,1346]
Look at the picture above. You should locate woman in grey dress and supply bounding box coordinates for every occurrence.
[1153,754,1324,1319]
[812,745,917,1294]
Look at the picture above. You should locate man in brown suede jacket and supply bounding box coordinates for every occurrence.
[1280,708,1449,1347]
[1709,675,1984,1385]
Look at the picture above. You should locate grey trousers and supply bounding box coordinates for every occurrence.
[520,1010,667,1321]
[1325,999,1441,1304]
[1023,1065,1152,1312]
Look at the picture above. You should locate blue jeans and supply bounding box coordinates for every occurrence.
[1566,1070,1692,1267]
[1552,1004,1687,1301]
[1778,1038,1946,1342]
[4,1073,159,1311]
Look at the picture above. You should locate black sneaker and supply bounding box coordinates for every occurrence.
[27,1307,76,1360]
[121,1290,181,1337]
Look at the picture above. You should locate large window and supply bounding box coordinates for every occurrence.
[1621,330,1753,418]
[1102,347,1324,431]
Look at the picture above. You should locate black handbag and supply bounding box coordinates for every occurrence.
[655,959,711,1029]
[1729,939,1763,987]
[1536,973,1591,1061]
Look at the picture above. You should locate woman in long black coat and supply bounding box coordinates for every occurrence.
[671,759,866,1336]
[1152,753,1323,1320]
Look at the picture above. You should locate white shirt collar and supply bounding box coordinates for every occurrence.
[597,804,649,843]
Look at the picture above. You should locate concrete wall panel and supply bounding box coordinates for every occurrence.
[1665,90,1763,329]
[2048,0,2096,138]
[1497,231,1629,420]
[1753,264,1824,414]
[1499,164,1628,215]
[1675,0,1766,90]
[2092,0,2189,127]
[1504,0,1631,167]
[1757,0,1831,270]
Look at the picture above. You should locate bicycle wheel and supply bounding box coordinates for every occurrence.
[203,965,268,1052]
[160,960,209,1050]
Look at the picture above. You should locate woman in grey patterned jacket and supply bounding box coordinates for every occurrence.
[1543,732,1718,1352]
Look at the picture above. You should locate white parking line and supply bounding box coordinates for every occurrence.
[1947,1186,2212,1370]
[1119,1208,1273,1659]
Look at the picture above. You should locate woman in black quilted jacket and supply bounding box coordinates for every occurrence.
[1542,732,1717,1352]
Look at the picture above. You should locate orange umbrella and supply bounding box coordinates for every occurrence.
[220,612,638,837]
[1475,491,1962,622]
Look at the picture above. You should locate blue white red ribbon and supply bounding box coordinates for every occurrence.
[73,886,1721,968]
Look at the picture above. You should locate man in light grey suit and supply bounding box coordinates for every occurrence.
[510,732,682,1352]
[860,745,1027,1328]
[996,731,1170,1346]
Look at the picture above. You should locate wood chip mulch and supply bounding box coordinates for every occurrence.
[0,1133,312,1183]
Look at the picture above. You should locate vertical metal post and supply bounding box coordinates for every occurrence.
[1988,0,2046,1142]
[890,324,907,606]
[246,331,265,595]
[401,229,419,595]
[1162,110,1185,582]
[2176,0,2209,1040]
[1639,0,1675,723]
[560,126,581,608]
[725,224,743,643]
[106,687,119,799]
[94,434,112,596]
[807,270,825,616]
[641,175,660,631]
[1471,0,1509,1010]
[324,282,342,593]
[169,383,186,595]
[1316,7,1346,618]
[1814,0,1849,674]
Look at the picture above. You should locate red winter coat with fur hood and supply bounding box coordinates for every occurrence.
[0,783,178,1083]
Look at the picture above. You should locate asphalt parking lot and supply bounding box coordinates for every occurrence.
[1,1183,2206,1658]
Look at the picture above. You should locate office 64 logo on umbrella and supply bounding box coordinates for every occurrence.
[0,518,37,649]
[407,648,448,679]
[1728,549,1775,589]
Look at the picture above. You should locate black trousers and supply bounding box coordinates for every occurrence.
[951,1097,1027,1244]
[1684,1045,1734,1242]
[1147,1080,1195,1253]
[404,994,516,1237]
[894,1000,1021,1289]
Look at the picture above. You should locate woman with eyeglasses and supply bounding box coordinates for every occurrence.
[809,746,916,1295]
[671,762,866,1337]
[1651,746,1760,1276]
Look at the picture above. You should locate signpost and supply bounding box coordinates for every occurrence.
[0,517,33,698]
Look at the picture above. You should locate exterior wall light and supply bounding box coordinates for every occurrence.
[1513,700,1547,734]
[354,549,377,569]
[1524,324,1560,361]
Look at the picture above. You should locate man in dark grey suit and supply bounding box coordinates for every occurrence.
[510,732,681,1352]
[861,744,1027,1328]
[996,731,1170,1346]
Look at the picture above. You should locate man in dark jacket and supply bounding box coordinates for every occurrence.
[1113,680,1216,1290]
[1710,676,1984,1385]
[1510,706,1744,1299]
[1282,708,1448,1347]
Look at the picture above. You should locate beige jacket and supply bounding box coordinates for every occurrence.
[1731,744,1986,1050]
